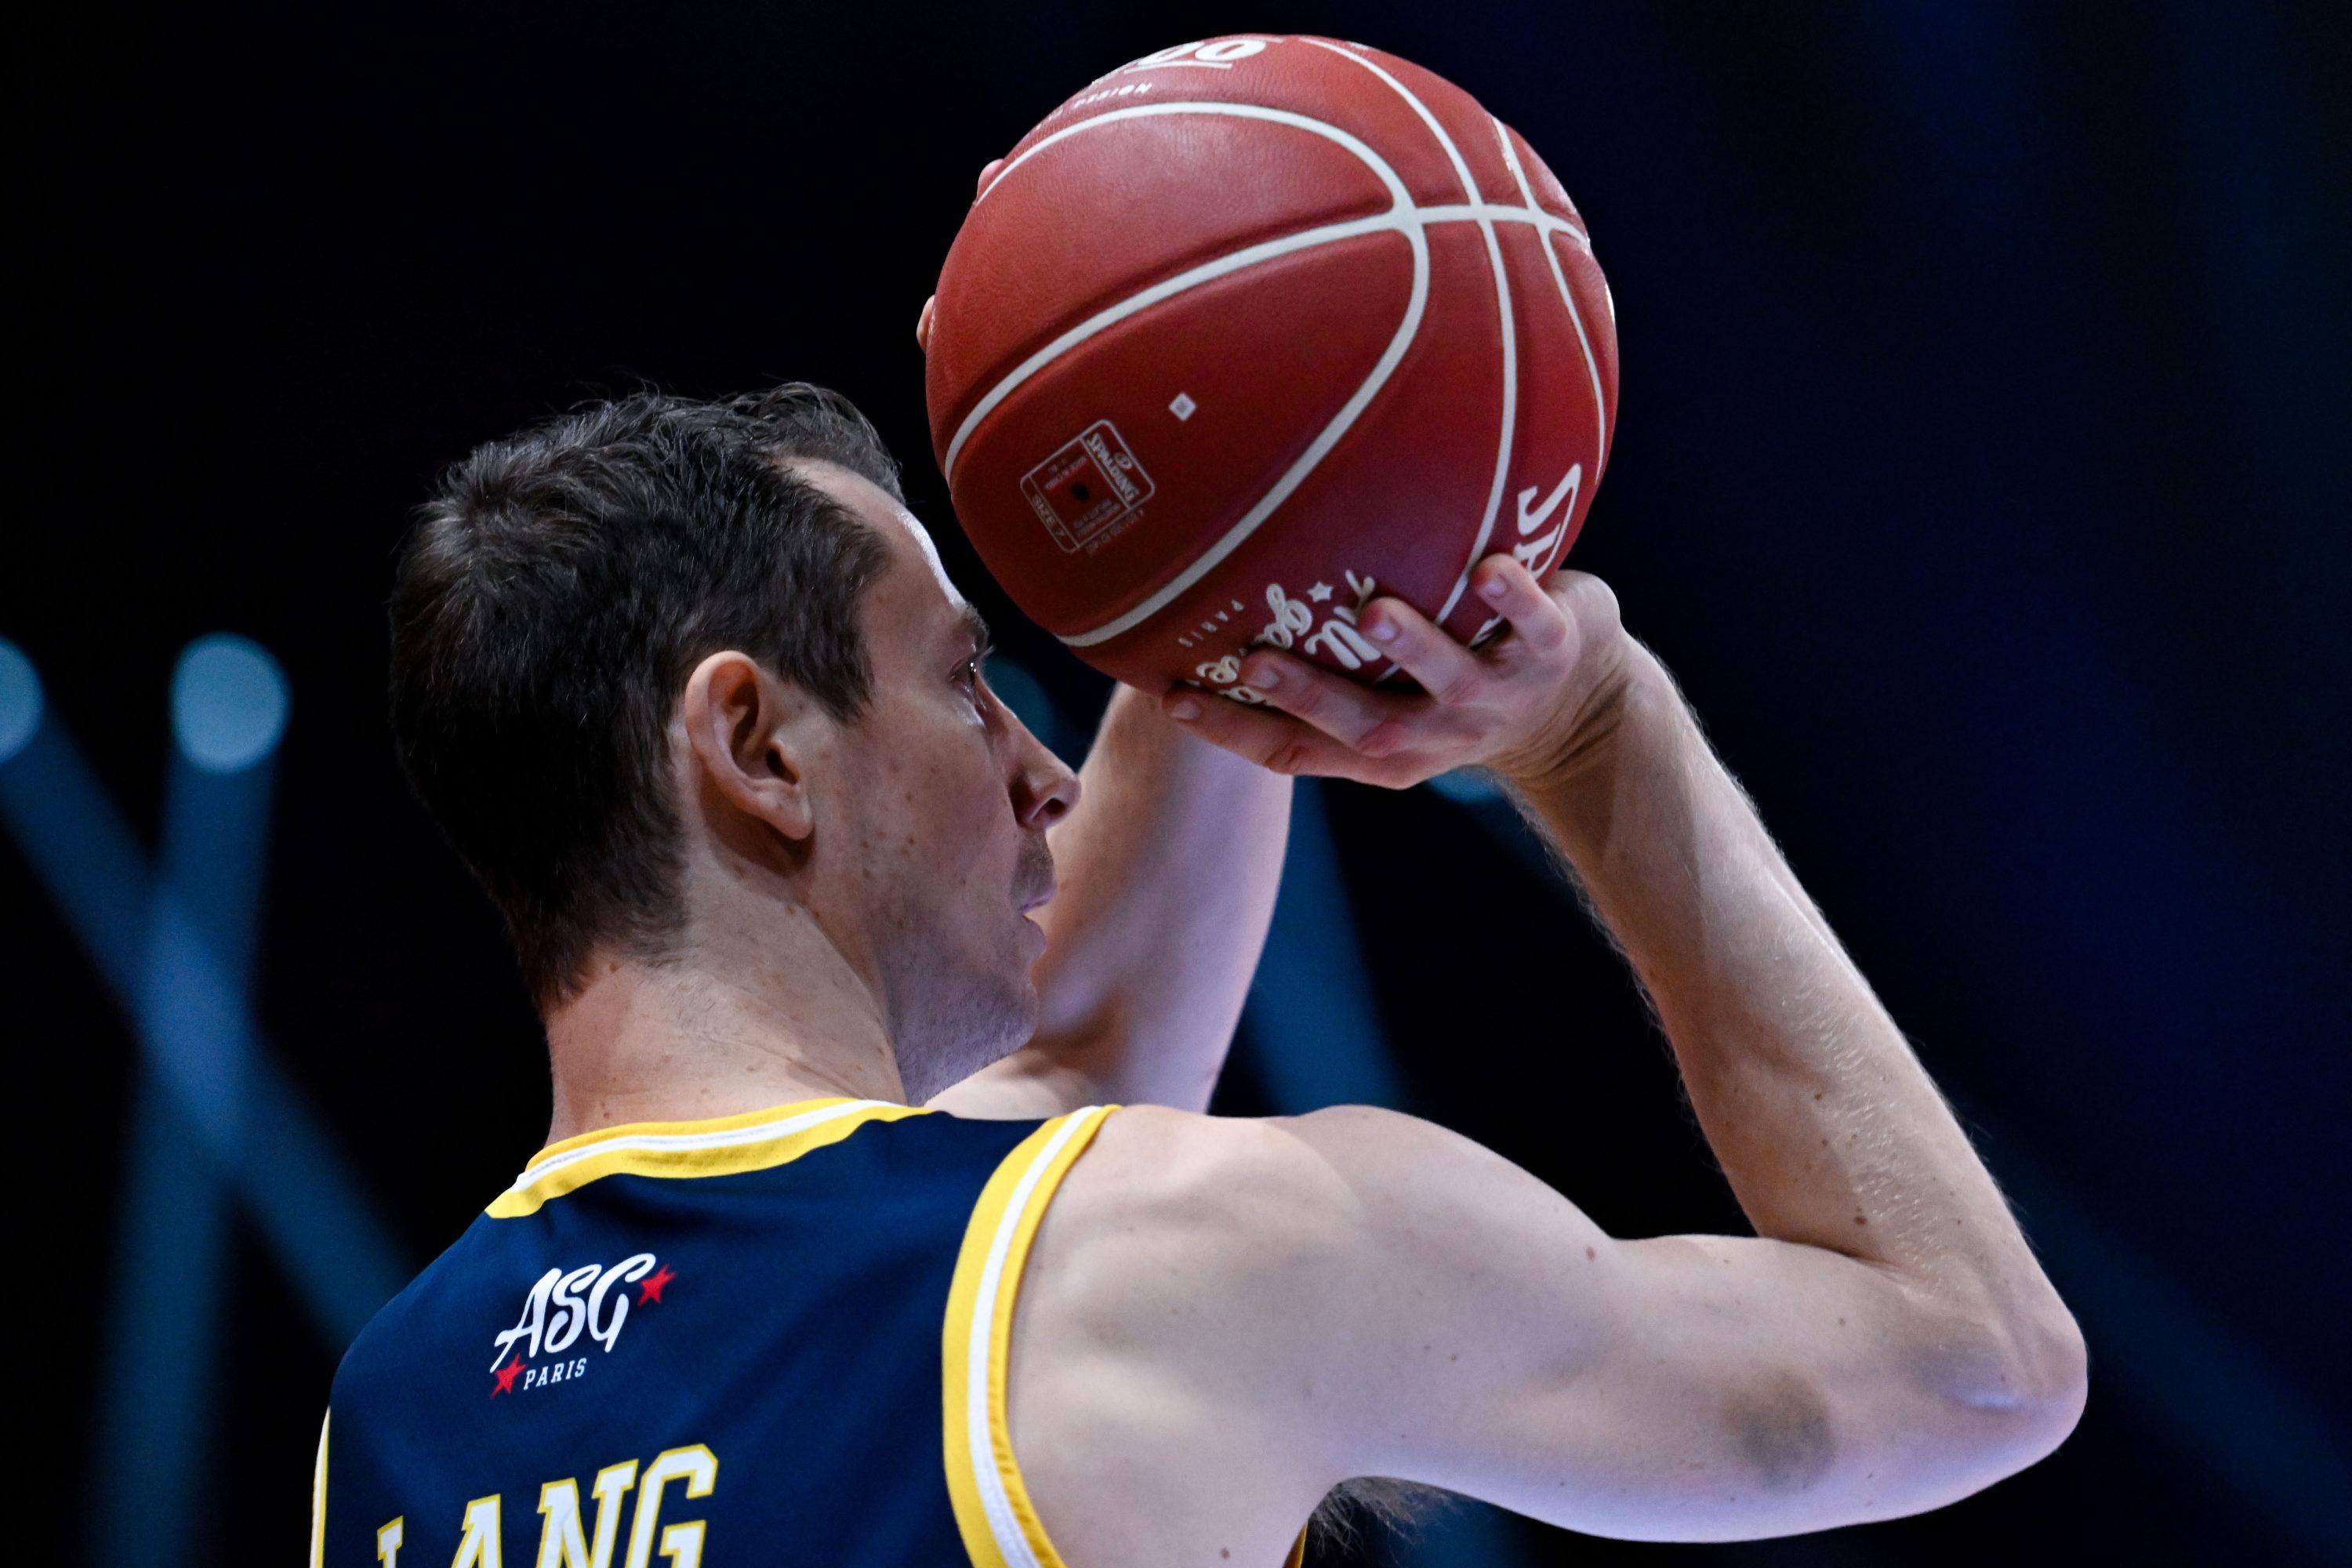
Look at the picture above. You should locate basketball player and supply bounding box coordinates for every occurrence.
[314,383,2083,1567]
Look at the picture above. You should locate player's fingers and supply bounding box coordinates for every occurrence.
[916,296,936,351]
[1471,554,1572,657]
[1236,646,1417,757]
[1356,594,1488,707]
[1161,684,1378,782]
[976,158,1007,198]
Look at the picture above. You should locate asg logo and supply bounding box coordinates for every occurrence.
[488,1254,673,1398]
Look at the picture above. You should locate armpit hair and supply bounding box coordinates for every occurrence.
[1308,1476,1457,1554]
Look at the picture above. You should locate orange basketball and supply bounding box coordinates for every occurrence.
[924,34,1618,704]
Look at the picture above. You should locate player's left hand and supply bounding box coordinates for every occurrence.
[1158,554,1636,790]
[916,159,1011,353]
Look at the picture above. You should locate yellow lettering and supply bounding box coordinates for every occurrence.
[622,1446,717,1568]
[376,1517,405,1567]
[452,1494,503,1568]
[655,1519,705,1568]
[533,1460,637,1568]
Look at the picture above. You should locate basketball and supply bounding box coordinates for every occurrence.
[924,34,1619,703]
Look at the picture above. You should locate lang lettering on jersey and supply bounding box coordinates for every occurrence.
[390,1443,718,1568]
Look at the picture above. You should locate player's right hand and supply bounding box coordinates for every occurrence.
[1160,555,1639,791]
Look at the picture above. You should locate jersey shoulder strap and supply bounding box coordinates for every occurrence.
[938,1104,1309,1568]
[941,1104,1115,1567]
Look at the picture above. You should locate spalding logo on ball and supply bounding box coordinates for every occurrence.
[925,34,1618,704]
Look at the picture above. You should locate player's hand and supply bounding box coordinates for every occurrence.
[1159,556,1636,790]
[916,159,1011,353]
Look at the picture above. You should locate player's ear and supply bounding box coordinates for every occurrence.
[681,649,816,843]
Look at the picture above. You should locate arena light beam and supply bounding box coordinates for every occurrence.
[0,639,38,763]
[0,642,406,1344]
[93,636,293,1568]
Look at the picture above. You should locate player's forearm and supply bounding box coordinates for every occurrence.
[1023,683,1292,1109]
[1503,647,2081,1392]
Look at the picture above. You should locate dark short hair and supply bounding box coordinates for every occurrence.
[390,383,900,1005]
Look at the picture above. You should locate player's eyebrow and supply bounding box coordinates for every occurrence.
[954,602,995,662]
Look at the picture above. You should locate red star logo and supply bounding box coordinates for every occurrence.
[637,1265,676,1305]
[492,1358,525,1398]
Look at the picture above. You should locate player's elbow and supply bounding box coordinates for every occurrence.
[2000,1306,2089,1457]
[1807,1316,2085,1534]
[1932,1305,2089,1483]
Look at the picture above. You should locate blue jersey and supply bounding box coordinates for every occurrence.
[308,1097,1307,1567]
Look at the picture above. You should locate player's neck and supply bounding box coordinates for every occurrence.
[540,942,908,1147]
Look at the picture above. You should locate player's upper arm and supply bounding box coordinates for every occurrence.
[1103,1105,2085,1543]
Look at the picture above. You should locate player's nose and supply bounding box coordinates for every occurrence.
[1006,712,1080,831]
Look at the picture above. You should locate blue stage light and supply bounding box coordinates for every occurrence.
[98,635,296,1568]
[0,638,39,764]
[170,633,289,772]
[0,671,406,1341]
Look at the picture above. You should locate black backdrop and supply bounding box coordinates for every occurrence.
[15,3,2349,1564]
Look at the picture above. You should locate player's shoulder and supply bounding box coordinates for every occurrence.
[1051,1100,1565,1330]
[1077,1100,1428,1200]
[1072,1104,1327,1220]
[1050,1103,1423,1301]
[1009,1102,1456,1476]
[328,1211,501,1405]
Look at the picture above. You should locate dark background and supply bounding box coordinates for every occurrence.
[14,2,2349,1564]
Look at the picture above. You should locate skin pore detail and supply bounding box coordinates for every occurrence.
[886,493,965,609]
[800,466,1068,1102]
[540,459,1080,1133]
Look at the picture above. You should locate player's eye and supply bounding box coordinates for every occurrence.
[955,655,982,691]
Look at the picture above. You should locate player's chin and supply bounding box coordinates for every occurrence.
[986,954,1042,1055]
[979,907,1044,994]
[1015,917,1050,994]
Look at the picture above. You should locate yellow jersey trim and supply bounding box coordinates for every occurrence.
[487,1097,933,1218]
[942,1105,1117,1568]
[309,1409,329,1568]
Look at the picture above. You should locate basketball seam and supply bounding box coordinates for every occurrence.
[1058,215,1433,648]
[949,101,1436,653]
[1492,116,1611,470]
[965,201,1597,651]
[943,83,1598,655]
[1300,38,1517,643]
[945,101,1419,485]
